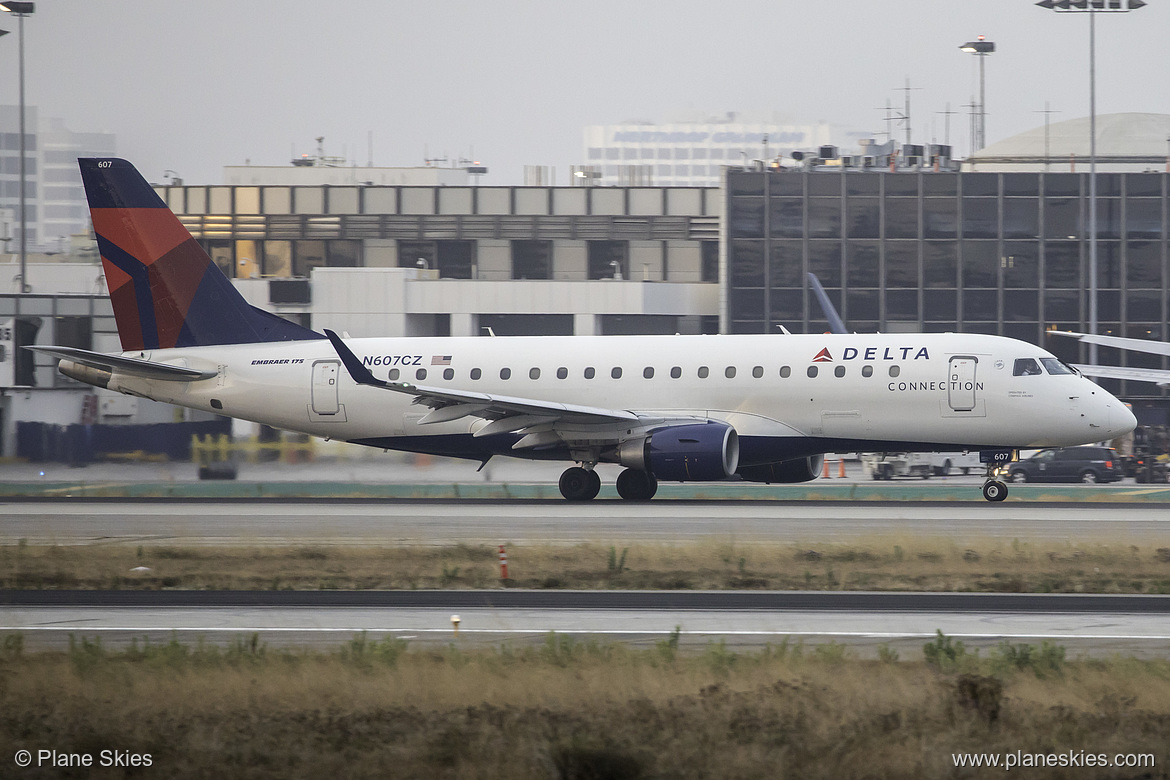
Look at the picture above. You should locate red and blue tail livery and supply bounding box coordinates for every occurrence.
[79,158,321,351]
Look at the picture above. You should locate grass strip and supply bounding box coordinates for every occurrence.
[0,632,1167,778]
[4,537,1170,593]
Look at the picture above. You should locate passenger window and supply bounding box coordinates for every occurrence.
[416,368,427,381]
[556,367,568,379]
[780,366,791,378]
[725,366,736,378]
[389,368,400,381]
[530,368,540,380]
[807,365,818,378]
[862,365,873,377]
[584,367,596,379]
[643,367,654,379]
[611,367,623,379]
[698,366,710,378]
[470,368,481,380]
[834,366,846,378]
[500,368,511,380]
[889,366,900,378]
[670,366,682,379]
[1014,358,1043,377]
[752,366,763,378]
[443,368,454,380]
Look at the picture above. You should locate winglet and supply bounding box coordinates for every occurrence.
[323,329,388,388]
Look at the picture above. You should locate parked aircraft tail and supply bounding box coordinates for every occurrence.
[79,158,322,351]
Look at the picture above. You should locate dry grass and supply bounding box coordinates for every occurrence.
[1,634,1169,778]
[3,537,1170,593]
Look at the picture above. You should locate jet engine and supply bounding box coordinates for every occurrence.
[737,454,825,484]
[615,422,739,481]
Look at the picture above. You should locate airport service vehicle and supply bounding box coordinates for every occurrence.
[861,451,982,480]
[1002,446,1124,484]
[31,158,1137,502]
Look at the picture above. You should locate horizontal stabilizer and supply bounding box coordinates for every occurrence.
[27,346,217,382]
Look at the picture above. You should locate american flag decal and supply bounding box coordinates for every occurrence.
[431,355,452,366]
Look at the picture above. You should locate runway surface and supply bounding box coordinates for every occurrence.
[5,499,1170,655]
[5,589,1170,656]
[3,498,1169,546]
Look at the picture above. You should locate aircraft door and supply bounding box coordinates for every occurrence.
[947,356,978,412]
[311,360,340,415]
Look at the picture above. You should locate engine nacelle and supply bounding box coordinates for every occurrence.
[738,454,825,484]
[616,422,739,482]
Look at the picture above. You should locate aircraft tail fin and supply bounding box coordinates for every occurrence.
[79,157,323,351]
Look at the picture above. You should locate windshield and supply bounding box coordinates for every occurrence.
[1040,357,1078,376]
[1013,358,1043,376]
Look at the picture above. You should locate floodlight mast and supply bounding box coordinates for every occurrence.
[0,2,34,293]
[1035,0,1145,366]
[959,36,995,151]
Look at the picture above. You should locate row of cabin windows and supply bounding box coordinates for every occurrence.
[386,364,903,381]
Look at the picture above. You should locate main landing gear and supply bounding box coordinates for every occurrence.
[615,468,657,501]
[559,466,601,501]
[557,466,659,501]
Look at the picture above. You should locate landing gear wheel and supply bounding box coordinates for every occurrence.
[616,468,658,500]
[560,467,600,501]
[982,480,1008,502]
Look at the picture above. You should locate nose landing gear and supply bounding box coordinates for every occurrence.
[979,450,1013,502]
[981,478,1008,502]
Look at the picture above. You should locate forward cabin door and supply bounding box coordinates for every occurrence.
[947,356,978,412]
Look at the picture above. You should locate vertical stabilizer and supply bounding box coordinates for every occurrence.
[79,158,323,350]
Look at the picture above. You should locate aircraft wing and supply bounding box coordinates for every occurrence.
[1047,329,1170,358]
[324,330,643,438]
[1072,363,1170,388]
[27,346,217,382]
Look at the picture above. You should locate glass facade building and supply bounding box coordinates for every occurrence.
[724,169,1169,408]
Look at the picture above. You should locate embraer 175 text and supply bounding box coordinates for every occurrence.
[32,158,1137,501]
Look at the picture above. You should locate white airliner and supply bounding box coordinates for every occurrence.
[1048,330,1170,388]
[31,158,1137,502]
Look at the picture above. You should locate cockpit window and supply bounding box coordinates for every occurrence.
[1013,358,1043,377]
[1040,357,1077,376]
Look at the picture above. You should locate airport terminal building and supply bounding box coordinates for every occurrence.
[1,113,1168,454]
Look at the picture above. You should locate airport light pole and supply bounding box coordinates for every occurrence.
[959,36,995,151]
[0,2,33,293]
[1035,0,1145,366]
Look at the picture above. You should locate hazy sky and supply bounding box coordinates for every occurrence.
[4,0,1170,185]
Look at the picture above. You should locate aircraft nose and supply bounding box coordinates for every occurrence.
[1112,401,1138,439]
[1095,395,1136,441]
